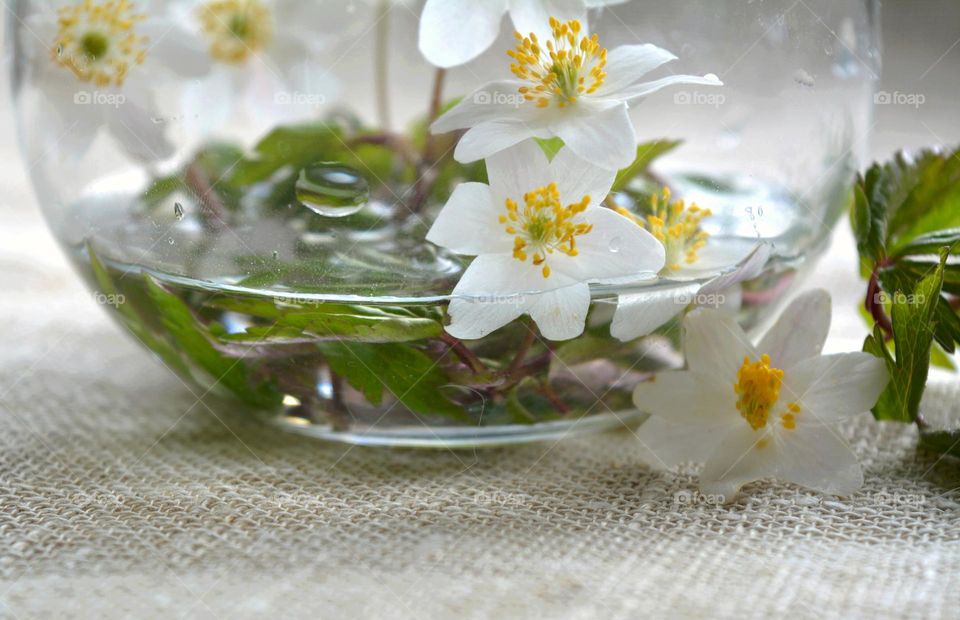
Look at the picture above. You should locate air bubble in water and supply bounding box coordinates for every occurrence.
[295,162,369,218]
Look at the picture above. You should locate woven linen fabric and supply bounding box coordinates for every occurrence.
[2,204,960,619]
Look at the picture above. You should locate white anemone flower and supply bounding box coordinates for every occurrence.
[431,17,721,171]
[25,0,212,161]
[177,0,339,136]
[609,188,773,341]
[634,290,889,502]
[418,0,628,68]
[427,141,665,341]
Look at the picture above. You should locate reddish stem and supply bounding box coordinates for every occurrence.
[866,265,894,340]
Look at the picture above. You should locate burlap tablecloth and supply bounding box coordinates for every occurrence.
[2,195,960,619]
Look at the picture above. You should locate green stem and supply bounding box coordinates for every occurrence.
[507,324,538,376]
[374,0,392,131]
[441,333,486,374]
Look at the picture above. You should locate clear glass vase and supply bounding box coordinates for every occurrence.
[8,0,880,446]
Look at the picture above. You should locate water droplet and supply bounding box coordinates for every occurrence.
[272,250,279,260]
[174,202,184,220]
[56,45,64,57]
[608,236,622,253]
[793,69,815,88]
[296,162,369,218]
[168,237,175,245]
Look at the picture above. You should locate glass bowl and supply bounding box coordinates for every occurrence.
[7,0,880,447]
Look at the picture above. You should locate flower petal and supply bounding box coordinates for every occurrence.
[633,370,735,427]
[698,242,771,295]
[614,73,723,102]
[636,416,737,468]
[783,352,889,425]
[594,44,678,97]
[485,140,552,205]
[549,147,617,207]
[551,102,637,171]
[757,289,831,369]
[452,254,577,297]
[431,81,534,133]
[527,282,591,340]
[454,121,538,164]
[140,19,212,78]
[700,427,780,502]
[611,283,700,341]
[446,296,526,340]
[553,208,664,282]
[508,0,586,40]
[418,0,508,68]
[107,92,175,161]
[683,307,756,384]
[776,425,863,496]
[426,183,512,255]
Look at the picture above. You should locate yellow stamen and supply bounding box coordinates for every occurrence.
[51,0,148,87]
[624,187,712,274]
[781,402,801,430]
[507,17,607,108]
[734,354,784,431]
[503,182,592,279]
[198,0,273,64]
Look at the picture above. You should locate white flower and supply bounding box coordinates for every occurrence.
[177,0,339,137]
[430,17,721,170]
[609,188,772,341]
[634,290,889,501]
[418,0,628,69]
[25,0,211,161]
[426,141,664,341]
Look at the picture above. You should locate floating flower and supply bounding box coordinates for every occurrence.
[431,17,721,170]
[25,0,211,160]
[177,0,339,136]
[418,0,628,69]
[610,188,771,341]
[634,289,889,501]
[427,141,664,341]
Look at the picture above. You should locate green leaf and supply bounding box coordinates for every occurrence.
[86,244,189,376]
[316,341,468,421]
[918,429,960,460]
[144,276,281,409]
[611,139,682,193]
[534,137,565,161]
[141,175,186,210]
[231,123,346,185]
[897,259,960,296]
[887,148,960,249]
[930,343,957,371]
[211,297,443,343]
[880,263,960,353]
[892,227,960,258]
[852,147,960,261]
[851,181,885,263]
[864,254,946,422]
